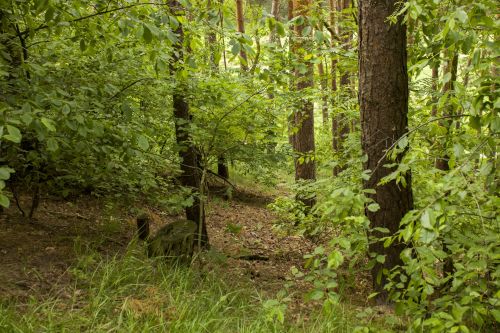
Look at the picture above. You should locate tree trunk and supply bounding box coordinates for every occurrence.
[287,0,295,147]
[431,61,439,117]
[270,0,281,46]
[435,53,458,171]
[359,0,413,301]
[217,155,229,179]
[206,0,230,181]
[206,0,219,71]
[292,0,316,208]
[332,0,351,176]
[235,0,248,71]
[318,60,329,126]
[329,0,338,93]
[329,0,339,175]
[168,0,209,247]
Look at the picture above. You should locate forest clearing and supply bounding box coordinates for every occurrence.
[0,0,498,332]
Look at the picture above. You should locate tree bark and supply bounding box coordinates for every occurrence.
[292,0,316,208]
[205,0,230,181]
[332,0,351,176]
[168,0,209,247]
[287,0,295,147]
[359,0,413,300]
[270,0,281,46]
[318,60,329,126]
[435,52,458,171]
[206,0,219,72]
[235,0,248,71]
[217,155,229,179]
[431,61,439,117]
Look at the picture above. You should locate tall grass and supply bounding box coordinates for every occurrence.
[0,243,388,333]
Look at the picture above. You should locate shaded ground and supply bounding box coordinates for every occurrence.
[0,187,317,315]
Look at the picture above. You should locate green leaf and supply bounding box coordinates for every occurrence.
[421,210,434,229]
[0,167,14,180]
[420,229,437,244]
[231,43,241,56]
[442,72,452,85]
[302,26,311,37]
[80,39,87,51]
[455,9,468,24]
[46,138,59,152]
[41,117,56,132]
[20,113,33,125]
[0,194,9,208]
[137,135,149,150]
[398,136,408,150]
[314,30,324,43]
[367,203,380,212]
[491,309,500,323]
[307,290,324,301]
[62,104,71,115]
[143,24,153,43]
[4,125,22,143]
[289,15,304,26]
[276,22,285,37]
[327,251,344,269]
[469,116,481,131]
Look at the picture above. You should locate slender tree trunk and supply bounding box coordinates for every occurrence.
[287,0,295,147]
[331,0,351,176]
[270,0,281,46]
[206,0,219,72]
[329,0,338,94]
[435,52,458,171]
[217,155,229,179]
[292,0,316,208]
[329,0,340,174]
[431,61,439,117]
[359,0,413,301]
[318,60,329,125]
[236,0,248,71]
[206,0,230,180]
[168,0,209,247]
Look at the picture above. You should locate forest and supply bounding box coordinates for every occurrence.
[0,0,498,332]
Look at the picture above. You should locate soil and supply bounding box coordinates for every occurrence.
[0,184,380,324]
[0,186,317,313]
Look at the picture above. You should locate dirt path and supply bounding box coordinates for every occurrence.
[0,188,316,310]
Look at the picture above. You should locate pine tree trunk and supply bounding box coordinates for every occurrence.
[236,0,248,71]
[169,0,209,247]
[332,0,351,176]
[270,0,281,46]
[292,0,316,208]
[217,155,229,179]
[431,61,439,117]
[206,0,219,72]
[318,61,329,125]
[435,53,458,171]
[287,0,295,147]
[359,0,413,300]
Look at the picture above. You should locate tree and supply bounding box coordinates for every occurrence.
[435,52,458,171]
[358,0,413,299]
[206,0,230,181]
[292,0,316,208]
[331,0,351,176]
[269,0,281,46]
[235,0,248,71]
[169,0,209,247]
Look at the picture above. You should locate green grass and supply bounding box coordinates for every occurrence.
[0,243,396,333]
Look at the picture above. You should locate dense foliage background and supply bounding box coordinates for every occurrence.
[0,0,498,331]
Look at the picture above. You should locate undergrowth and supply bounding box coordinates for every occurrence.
[0,241,371,333]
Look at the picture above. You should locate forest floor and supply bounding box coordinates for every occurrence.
[0,182,397,331]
